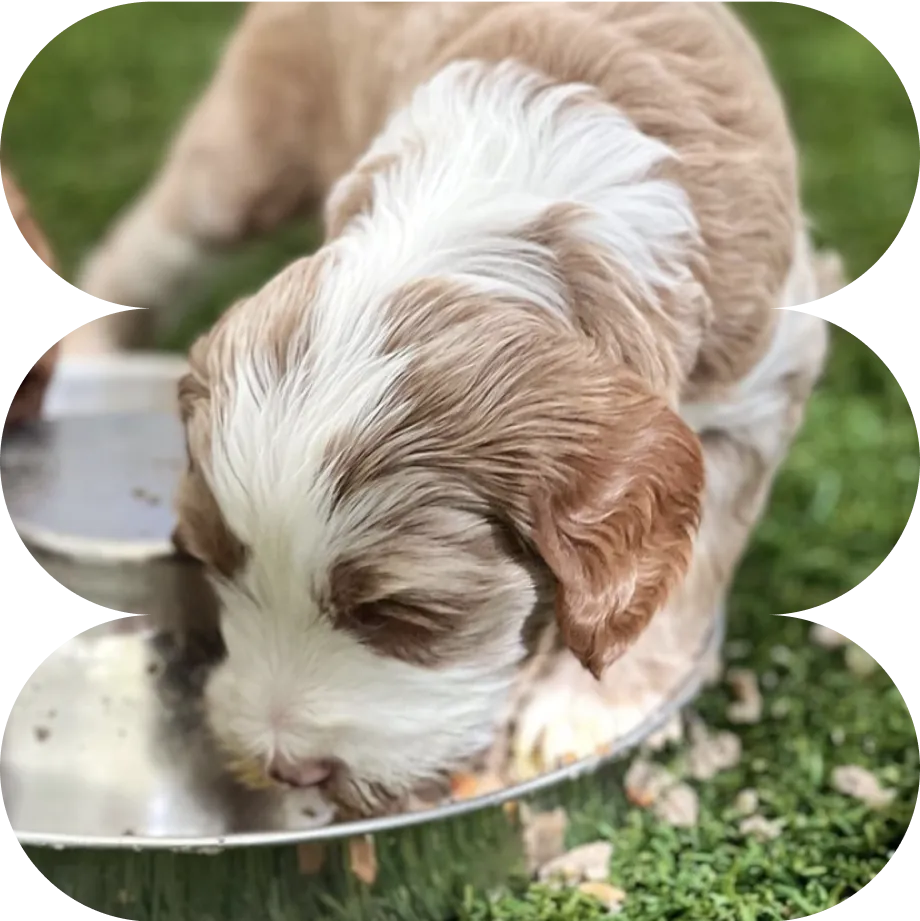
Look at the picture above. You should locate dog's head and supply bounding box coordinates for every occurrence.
[174,252,703,815]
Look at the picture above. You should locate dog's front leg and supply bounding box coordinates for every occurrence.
[67,5,342,354]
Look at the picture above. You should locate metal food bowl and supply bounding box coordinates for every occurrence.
[1,354,724,920]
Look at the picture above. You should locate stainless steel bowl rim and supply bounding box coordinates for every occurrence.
[16,611,723,853]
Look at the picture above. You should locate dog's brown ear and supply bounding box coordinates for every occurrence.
[519,370,703,679]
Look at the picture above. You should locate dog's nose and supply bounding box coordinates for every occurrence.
[267,756,333,789]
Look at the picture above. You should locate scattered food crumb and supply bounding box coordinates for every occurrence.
[450,771,503,801]
[726,669,763,724]
[831,765,895,809]
[296,842,326,875]
[624,758,676,807]
[577,881,626,914]
[512,745,545,781]
[521,805,569,873]
[739,814,784,842]
[844,645,879,677]
[537,841,613,885]
[733,789,760,817]
[686,721,742,780]
[33,726,51,742]
[347,835,378,885]
[131,486,161,506]
[652,782,699,828]
[809,624,849,650]
[643,714,684,752]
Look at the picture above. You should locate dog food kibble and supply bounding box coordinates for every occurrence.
[831,765,895,809]
[511,745,545,781]
[653,782,700,828]
[624,757,676,807]
[521,805,569,873]
[733,788,760,817]
[449,771,503,800]
[537,840,613,885]
[33,726,51,742]
[577,881,626,914]
[739,815,784,842]
[643,714,684,752]
[347,835,378,885]
[726,668,763,724]
[810,624,849,650]
[686,721,742,780]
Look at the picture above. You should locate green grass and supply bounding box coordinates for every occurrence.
[3,3,919,920]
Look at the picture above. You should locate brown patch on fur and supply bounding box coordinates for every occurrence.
[531,378,704,678]
[173,464,247,579]
[422,1,796,393]
[326,495,541,667]
[323,281,703,675]
[173,296,273,580]
[325,152,401,239]
[521,202,710,400]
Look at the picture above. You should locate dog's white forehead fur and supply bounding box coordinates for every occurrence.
[202,60,700,790]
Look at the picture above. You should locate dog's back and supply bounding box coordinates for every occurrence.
[76,2,805,392]
[306,1,803,398]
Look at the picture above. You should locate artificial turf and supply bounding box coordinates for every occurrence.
[3,4,918,919]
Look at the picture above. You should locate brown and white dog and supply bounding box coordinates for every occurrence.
[74,3,833,817]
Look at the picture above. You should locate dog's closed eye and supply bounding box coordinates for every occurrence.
[337,600,454,666]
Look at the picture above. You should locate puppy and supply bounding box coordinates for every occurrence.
[79,3,830,816]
